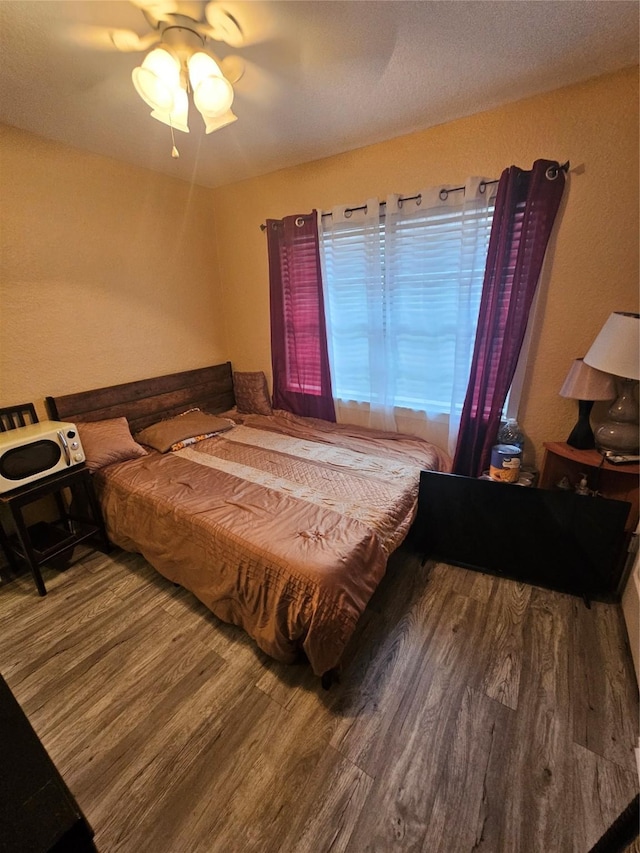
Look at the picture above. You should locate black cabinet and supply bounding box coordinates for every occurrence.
[0,675,96,852]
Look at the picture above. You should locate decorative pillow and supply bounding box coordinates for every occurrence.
[77,417,148,472]
[135,411,234,453]
[233,371,273,415]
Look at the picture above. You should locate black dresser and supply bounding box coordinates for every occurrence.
[0,675,96,852]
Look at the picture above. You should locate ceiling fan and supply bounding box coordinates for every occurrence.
[106,1,248,153]
[109,0,245,53]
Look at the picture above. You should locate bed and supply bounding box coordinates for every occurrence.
[47,363,449,680]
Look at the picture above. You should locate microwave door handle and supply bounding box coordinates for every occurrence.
[58,430,71,466]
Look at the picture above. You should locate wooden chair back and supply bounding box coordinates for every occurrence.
[0,404,39,432]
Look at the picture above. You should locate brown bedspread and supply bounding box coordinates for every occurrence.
[95,411,449,676]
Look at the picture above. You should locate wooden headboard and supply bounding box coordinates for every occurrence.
[47,362,235,433]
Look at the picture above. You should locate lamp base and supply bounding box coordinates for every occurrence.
[566,400,595,450]
[594,421,639,454]
[595,379,639,454]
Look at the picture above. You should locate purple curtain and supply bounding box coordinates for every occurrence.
[453,159,566,476]
[267,212,336,421]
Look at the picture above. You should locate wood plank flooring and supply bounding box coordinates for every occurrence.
[0,543,638,853]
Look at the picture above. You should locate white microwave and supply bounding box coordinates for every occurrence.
[0,421,85,493]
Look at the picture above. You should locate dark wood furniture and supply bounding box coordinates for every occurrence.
[0,466,109,596]
[47,361,235,432]
[0,402,38,432]
[0,674,96,852]
[539,441,639,534]
[538,441,639,599]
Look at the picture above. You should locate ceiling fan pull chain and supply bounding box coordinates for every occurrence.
[170,121,179,159]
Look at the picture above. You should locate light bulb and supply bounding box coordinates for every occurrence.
[132,47,181,113]
[194,75,234,118]
[151,86,190,132]
[188,51,223,87]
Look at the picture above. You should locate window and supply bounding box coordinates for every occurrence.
[320,183,495,421]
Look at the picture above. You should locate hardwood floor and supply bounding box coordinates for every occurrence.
[0,543,638,852]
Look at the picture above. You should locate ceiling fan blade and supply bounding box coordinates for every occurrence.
[220,55,245,84]
[129,0,180,18]
[204,3,244,47]
[110,29,161,52]
[65,24,160,53]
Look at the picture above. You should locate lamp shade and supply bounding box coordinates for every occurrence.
[188,51,223,87]
[559,358,616,401]
[132,47,181,113]
[203,109,238,134]
[583,312,640,380]
[194,76,234,117]
[151,86,190,133]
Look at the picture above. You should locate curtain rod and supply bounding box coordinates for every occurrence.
[259,183,496,232]
[259,161,569,232]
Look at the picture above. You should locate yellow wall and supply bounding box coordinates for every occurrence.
[0,125,227,419]
[212,66,639,466]
[1,67,638,466]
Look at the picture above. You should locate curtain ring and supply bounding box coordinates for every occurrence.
[479,181,487,194]
[439,188,449,201]
[397,198,403,209]
[545,165,559,181]
[416,194,422,206]
[344,209,353,219]
[295,217,305,227]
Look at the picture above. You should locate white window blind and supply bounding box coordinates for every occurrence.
[320,180,495,448]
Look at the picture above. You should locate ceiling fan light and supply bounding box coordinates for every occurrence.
[150,86,190,132]
[188,51,223,89]
[194,75,234,117]
[203,109,237,134]
[132,46,181,112]
[141,46,180,81]
[132,66,176,113]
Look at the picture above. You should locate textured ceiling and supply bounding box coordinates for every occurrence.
[0,1,638,188]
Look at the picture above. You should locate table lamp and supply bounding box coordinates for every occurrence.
[583,311,640,454]
[559,358,616,449]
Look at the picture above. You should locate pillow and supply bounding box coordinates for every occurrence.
[77,417,148,473]
[233,371,272,415]
[135,410,234,453]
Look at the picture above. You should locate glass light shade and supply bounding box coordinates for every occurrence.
[132,67,175,112]
[188,51,223,88]
[194,76,234,118]
[142,47,181,80]
[203,109,237,134]
[132,47,181,113]
[151,86,190,133]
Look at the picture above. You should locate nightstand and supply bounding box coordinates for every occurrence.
[538,442,638,597]
[0,465,109,596]
[539,442,639,533]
